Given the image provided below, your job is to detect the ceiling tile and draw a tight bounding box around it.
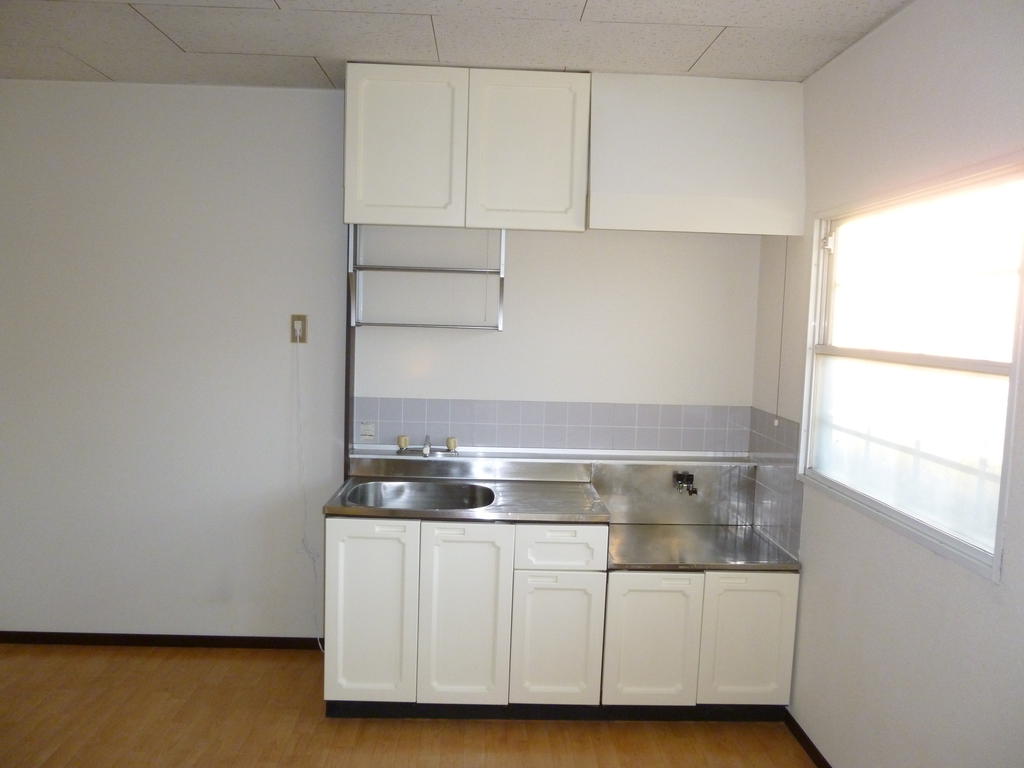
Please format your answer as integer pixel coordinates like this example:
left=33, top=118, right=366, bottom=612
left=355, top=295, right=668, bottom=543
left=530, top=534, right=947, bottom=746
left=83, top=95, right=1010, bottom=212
left=278, top=0, right=585, bottom=20
left=0, top=2, right=332, bottom=87
left=434, top=16, right=721, bottom=73
left=87, top=50, right=334, bottom=88
left=0, top=2, right=174, bottom=54
left=63, top=0, right=278, bottom=7
left=0, top=45, right=106, bottom=81
left=688, top=27, right=852, bottom=81
left=583, top=0, right=909, bottom=37
left=135, top=7, right=438, bottom=59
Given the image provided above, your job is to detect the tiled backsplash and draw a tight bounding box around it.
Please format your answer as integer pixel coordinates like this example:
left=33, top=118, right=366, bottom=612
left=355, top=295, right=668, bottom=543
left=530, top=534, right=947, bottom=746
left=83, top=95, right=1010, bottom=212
left=353, top=397, right=752, bottom=452
left=750, top=408, right=803, bottom=558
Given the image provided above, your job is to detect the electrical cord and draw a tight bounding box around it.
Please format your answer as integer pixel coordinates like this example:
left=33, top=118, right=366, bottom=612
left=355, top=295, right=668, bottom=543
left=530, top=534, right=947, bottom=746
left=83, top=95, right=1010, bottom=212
left=293, top=338, right=324, bottom=653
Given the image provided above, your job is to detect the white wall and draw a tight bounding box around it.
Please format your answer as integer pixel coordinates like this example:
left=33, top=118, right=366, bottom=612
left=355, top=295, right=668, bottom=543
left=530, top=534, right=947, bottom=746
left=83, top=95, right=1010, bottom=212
left=0, top=80, right=346, bottom=637
left=356, top=228, right=761, bottom=405
left=791, top=1, right=1024, bottom=766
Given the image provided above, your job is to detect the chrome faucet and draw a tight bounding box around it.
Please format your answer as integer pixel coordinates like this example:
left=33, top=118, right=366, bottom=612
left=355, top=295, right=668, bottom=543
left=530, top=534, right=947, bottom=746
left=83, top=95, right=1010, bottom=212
left=673, top=471, right=698, bottom=496
left=422, top=435, right=431, bottom=457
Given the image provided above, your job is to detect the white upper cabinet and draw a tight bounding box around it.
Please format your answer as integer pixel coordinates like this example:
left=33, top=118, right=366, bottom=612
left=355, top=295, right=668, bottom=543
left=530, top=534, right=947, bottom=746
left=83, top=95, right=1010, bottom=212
left=345, top=63, right=589, bottom=231
left=344, top=63, right=468, bottom=227
left=466, top=69, right=590, bottom=231
left=589, top=73, right=805, bottom=236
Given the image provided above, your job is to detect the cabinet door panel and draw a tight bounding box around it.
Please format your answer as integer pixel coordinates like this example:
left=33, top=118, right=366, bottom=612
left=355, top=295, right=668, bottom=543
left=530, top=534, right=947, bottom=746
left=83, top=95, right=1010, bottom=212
left=514, top=524, right=608, bottom=571
left=345, top=63, right=468, bottom=226
left=697, top=571, right=799, bottom=704
left=466, top=69, right=590, bottom=231
left=602, top=571, right=704, bottom=706
left=589, top=72, right=805, bottom=235
left=509, top=570, right=606, bottom=704
left=417, top=522, right=514, bottom=704
left=324, top=518, right=420, bottom=702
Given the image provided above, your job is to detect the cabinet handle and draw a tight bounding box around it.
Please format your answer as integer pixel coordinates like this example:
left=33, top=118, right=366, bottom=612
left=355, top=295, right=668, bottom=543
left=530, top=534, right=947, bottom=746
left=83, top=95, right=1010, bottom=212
left=720, top=576, right=748, bottom=584
left=436, top=527, right=466, bottom=537
left=661, top=577, right=692, bottom=586
left=527, top=575, right=558, bottom=584
left=544, top=529, right=578, bottom=538
left=374, top=524, right=405, bottom=534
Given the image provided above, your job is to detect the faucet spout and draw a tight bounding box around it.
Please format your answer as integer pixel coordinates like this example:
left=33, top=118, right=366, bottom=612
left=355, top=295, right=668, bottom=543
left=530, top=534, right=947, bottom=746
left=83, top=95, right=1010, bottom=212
left=422, top=435, right=431, bottom=457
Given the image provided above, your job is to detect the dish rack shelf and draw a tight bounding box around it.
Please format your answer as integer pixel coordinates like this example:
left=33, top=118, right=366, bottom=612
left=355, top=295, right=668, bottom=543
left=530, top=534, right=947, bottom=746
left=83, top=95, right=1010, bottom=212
left=347, top=224, right=506, bottom=331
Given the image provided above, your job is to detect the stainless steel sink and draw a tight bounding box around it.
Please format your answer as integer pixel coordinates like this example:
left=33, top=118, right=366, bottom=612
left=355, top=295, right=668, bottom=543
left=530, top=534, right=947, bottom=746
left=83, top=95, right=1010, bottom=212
left=343, top=480, right=495, bottom=511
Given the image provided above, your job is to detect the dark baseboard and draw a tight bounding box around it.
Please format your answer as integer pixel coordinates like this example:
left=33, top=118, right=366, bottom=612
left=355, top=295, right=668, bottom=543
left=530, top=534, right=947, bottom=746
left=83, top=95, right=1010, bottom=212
left=784, top=712, right=833, bottom=768
left=326, top=700, right=787, bottom=721
left=0, top=631, right=322, bottom=650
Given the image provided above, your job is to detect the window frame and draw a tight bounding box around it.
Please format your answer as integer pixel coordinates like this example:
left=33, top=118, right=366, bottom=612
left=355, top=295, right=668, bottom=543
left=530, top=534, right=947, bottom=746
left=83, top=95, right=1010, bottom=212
left=799, top=168, right=1024, bottom=581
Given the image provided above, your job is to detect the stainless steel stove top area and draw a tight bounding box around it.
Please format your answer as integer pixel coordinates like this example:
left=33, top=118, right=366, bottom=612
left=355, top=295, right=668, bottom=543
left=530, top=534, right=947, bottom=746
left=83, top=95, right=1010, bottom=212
left=609, top=523, right=799, bottom=572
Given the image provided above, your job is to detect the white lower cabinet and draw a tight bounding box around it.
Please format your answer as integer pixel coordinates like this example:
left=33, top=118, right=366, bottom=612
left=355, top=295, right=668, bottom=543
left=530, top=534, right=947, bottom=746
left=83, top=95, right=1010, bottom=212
left=509, top=570, right=606, bottom=704
left=417, top=521, right=515, bottom=704
left=324, top=517, right=421, bottom=702
left=601, top=571, right=705, bottom=706
left=325, top=516, right=798, bottom=710
left=696, top=571, right=800, bottom=705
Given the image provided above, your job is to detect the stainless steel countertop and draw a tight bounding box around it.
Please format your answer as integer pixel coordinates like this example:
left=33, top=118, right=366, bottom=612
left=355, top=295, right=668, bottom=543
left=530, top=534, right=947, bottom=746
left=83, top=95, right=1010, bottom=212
left=609, top=524, right=800, bottom=572
left=324, top=476, right=609, bottom=523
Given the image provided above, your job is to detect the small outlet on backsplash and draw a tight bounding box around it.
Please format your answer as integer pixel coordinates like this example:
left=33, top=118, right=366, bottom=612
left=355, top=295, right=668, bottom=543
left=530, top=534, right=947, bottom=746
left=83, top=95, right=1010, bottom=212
left=358, top=421, right=376, bottom=441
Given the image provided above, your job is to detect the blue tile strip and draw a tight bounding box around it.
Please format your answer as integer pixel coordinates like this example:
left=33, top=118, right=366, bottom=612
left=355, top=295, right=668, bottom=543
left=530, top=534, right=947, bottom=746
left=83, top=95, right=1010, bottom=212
left=353, top=397, right=752, bottom=454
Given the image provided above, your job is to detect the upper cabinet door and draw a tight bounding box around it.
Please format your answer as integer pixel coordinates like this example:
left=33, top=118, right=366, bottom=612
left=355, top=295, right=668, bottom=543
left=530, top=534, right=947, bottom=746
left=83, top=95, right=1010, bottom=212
left=466, top=69, right=590, bottom=231
left=589, top=73, right=805, bottom=236
left=345, top=63, right=469, bottom=227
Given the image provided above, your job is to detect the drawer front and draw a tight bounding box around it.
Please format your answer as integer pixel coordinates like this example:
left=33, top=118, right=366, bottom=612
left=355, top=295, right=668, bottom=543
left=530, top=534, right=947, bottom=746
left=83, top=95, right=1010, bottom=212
left=514, top=524, right=608, bottom=571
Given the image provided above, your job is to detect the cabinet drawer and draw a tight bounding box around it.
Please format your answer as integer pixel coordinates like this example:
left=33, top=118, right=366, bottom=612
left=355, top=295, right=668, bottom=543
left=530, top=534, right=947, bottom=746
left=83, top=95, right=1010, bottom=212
left=514, top=524, right=608, bottom=571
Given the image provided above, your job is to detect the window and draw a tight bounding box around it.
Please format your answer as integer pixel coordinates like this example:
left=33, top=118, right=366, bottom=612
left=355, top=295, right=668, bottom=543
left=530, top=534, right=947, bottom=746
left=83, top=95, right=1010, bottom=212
left=804, top=173, right=1024, bottom=575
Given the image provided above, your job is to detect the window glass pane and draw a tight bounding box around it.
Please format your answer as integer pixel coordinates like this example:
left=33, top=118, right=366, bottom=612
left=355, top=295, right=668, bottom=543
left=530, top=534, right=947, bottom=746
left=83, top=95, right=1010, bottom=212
left=811, top=356, right=1007, bottom=552
left=829, top=179, right=1024, bottom=361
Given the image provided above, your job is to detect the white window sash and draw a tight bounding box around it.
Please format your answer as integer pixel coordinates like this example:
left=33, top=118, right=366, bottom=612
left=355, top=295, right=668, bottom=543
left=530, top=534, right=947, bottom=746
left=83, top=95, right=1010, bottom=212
left=800, top=174, right=1024, bottom=581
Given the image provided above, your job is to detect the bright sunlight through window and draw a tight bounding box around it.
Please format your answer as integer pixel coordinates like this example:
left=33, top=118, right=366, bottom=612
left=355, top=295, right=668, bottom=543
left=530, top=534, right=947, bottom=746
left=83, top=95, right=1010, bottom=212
left=806, top=176, right=1024, bottom=568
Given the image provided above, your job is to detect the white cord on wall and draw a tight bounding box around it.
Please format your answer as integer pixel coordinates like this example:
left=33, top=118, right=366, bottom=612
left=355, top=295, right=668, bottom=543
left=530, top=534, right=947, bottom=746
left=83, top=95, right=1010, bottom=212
left=293, top=339, right=324, bottom=653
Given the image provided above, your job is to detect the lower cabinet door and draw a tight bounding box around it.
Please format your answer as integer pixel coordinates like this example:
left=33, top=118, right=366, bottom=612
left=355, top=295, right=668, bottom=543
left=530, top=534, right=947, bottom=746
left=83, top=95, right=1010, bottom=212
left=509, top=570, right=606, bottom=704
left=601, top=571, right=705, bottom=706
left=417, top=522, right=515, bottom=704
left=696, top=571, right=799, bottom=705
left=324, top=517, right=420, bottom=702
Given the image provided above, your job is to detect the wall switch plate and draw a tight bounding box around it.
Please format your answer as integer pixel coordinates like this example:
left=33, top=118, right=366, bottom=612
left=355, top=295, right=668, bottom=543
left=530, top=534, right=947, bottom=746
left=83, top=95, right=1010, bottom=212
left=359, top=421, right=376, bottom=440
left=291, top=314, right=308, bottom=343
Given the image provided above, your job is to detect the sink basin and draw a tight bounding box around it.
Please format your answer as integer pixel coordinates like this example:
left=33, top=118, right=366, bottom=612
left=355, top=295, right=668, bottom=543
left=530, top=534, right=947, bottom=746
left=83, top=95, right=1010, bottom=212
left=344, top=480, right=495, bottom=511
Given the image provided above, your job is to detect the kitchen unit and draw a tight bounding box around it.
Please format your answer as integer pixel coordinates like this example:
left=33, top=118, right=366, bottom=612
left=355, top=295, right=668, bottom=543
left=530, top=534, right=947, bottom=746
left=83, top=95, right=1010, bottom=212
left=323, top=456, right=799, bottom=716
left=337, top=61, right=804, bottom=718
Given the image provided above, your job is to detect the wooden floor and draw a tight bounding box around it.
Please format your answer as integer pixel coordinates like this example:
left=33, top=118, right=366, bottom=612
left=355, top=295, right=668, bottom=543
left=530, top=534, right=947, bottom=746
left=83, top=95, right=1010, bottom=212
left=0, top=644, right=815, bottom=768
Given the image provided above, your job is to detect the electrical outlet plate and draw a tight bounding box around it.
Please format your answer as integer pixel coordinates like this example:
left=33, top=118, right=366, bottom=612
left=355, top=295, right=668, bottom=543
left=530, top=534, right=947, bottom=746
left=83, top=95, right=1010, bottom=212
left=291, top=314, right=308, bottom=343
left=359, top=421, right=376, bottom=440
